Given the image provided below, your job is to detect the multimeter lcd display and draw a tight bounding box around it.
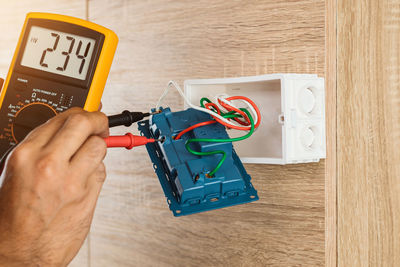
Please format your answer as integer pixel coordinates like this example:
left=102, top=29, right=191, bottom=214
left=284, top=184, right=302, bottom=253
left=20, top=26, right=96, bottom=80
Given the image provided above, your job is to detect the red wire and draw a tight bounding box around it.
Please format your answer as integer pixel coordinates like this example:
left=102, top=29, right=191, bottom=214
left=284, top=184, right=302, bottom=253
left=212, top=116, right=249, bottom=130
left=204, top=102, right=221, bottom=114
left=227, top=96, right=261, bottom=129
left=217, top=98, right=250, bottom=126
left=210, top=96, right=261, bottom=131
left=174, top=120, right=216, bottom=140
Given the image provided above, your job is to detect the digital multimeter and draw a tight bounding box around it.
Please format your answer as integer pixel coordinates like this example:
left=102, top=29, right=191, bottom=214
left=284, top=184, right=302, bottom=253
left=0, top=13, right=118, bottom=157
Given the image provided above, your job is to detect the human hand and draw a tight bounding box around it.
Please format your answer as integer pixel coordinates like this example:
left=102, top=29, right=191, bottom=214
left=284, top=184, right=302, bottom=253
left=0, top=107, right=109, bottom=266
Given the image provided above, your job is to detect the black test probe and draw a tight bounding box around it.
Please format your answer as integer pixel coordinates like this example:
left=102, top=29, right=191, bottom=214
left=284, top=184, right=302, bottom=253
left=107, top=110, right=157, bottom=128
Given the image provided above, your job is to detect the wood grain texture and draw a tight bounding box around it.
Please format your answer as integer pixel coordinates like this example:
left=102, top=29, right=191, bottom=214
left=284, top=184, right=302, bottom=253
left=88, top=1, right=326, bottom=266
left=337, top=0, right=400, bottom=266
left=325, top=0, right=337, bottom=266
left=0, top=2, right=89, bottom=267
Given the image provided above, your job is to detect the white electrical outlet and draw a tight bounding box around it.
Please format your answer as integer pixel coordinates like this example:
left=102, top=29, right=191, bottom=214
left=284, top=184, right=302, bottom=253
left=184, top=74, right=326, bottom=164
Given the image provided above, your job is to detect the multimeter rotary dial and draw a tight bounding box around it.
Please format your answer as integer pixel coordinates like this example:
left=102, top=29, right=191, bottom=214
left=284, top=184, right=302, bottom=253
left=11, top=102, right=57, bottom=143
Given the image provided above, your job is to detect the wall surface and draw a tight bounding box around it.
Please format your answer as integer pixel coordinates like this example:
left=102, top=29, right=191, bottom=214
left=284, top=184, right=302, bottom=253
left=0, top=1, right=328, bottom=266
left=337, top=0, right=400, bottom=266
left=2, top=1, right=399, bottom=266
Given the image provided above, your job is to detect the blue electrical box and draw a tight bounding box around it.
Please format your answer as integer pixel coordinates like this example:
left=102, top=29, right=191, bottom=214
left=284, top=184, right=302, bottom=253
left=138, top=107, right=258, bottom=216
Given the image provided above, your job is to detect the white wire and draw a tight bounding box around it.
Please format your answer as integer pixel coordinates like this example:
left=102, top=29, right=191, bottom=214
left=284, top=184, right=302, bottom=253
left=213, top=93, right=259, bottom=126
left=216, top=96, right=259, bottom=126
left=214, top=93, right=259, bottom=125
left=155, top=80, right=257, bottom=129
left=217, top=97, right=248, bottom=124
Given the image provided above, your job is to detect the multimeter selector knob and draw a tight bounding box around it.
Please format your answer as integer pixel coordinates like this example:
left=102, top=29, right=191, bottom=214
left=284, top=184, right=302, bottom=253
left=12, top=103, right=57, bottom=143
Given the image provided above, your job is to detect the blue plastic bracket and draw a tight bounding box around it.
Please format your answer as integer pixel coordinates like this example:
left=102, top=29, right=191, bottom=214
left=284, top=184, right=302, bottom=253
left=138, top=108, right=259, bottom=216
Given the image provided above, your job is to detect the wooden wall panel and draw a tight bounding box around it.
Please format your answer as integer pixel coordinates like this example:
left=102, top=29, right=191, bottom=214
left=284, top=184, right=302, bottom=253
left=0, top=2, right=89, bottom=267
left=325, top=0, right=337, bottom=266
left=337, top=0, right=400, bottom=266
left=88, top=1, right=326, bottom=266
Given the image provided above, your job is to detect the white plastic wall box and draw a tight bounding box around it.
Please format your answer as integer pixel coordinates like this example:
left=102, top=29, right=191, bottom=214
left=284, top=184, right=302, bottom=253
left=184, top=74, right=326, bottom=164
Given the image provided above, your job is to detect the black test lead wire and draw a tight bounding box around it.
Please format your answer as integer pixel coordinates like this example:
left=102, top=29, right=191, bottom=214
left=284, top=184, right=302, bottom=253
left=107, top=110, right=159, bottom=128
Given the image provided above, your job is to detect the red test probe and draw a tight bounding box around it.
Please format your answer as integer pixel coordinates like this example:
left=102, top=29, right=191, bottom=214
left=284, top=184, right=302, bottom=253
left=105, top=110, right=162, bottom=149
left=104, top=133, right=162, bottom=150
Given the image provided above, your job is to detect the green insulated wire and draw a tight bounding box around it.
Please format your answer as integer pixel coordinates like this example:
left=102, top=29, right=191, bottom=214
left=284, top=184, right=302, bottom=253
left=200, top=97, right=212, bottom=108
left=185, top=108, right=255, bottom=177
left=200, top=97, right=236, bottom=117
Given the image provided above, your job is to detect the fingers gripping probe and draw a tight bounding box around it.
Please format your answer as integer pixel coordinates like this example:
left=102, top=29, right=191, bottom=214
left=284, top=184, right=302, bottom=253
left=0, top=109, right=158, bottom=175
left=0, top=133, right=158, bottom=176
left=1, top=109, right=158, bottom=170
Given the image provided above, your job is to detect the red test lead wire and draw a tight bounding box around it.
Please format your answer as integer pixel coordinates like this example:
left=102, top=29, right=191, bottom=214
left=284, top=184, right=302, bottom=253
left=105, top=133, right=159, bottom=150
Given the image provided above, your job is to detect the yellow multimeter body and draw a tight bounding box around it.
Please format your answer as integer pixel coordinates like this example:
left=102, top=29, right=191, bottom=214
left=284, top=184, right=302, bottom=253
left=0, top=12, right=118, bottom=156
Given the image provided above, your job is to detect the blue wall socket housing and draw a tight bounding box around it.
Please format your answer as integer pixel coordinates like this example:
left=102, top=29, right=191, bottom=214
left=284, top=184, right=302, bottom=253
left=138, top=107, right=258, bottom=216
